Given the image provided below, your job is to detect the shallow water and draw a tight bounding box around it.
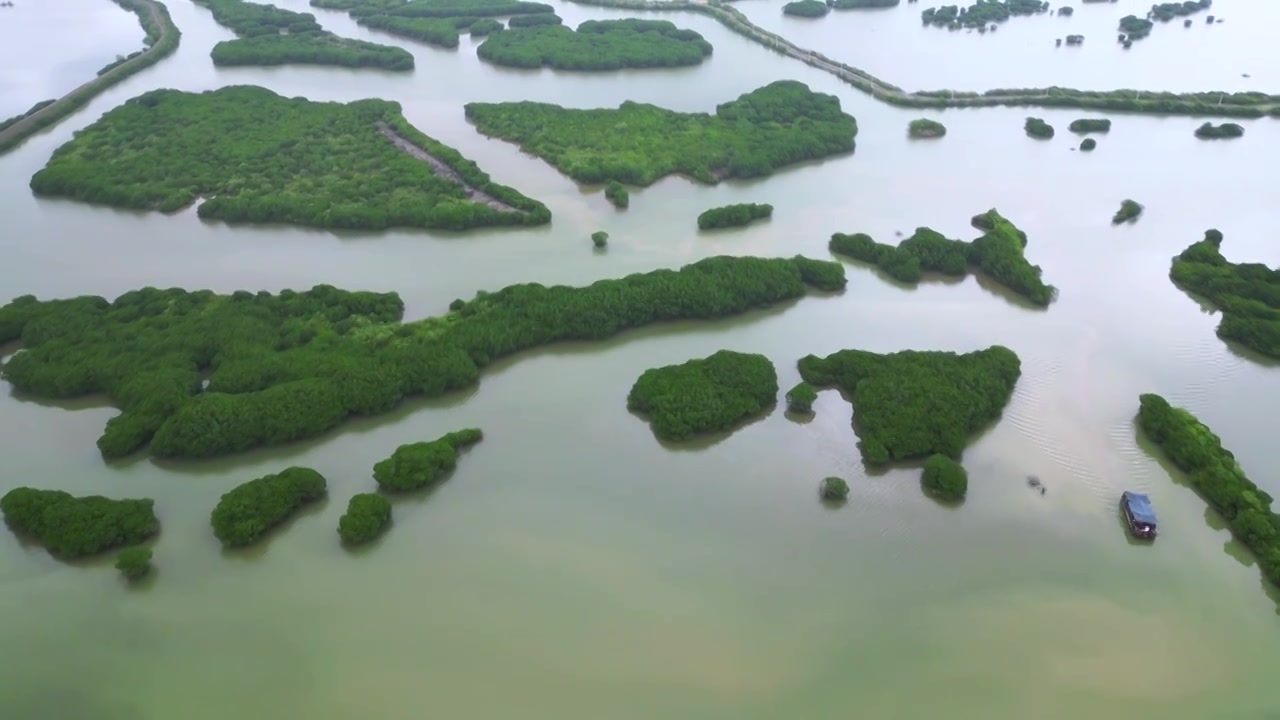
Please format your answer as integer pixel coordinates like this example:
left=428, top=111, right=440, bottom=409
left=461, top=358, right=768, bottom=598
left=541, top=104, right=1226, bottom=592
left=0, top=0, right=1279, bottom=718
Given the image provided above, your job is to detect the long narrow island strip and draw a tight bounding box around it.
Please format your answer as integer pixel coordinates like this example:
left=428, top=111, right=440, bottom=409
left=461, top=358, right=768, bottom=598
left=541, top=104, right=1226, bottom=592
left=0, top=255, right=845, bottom=460
left=0, top=0, right=181, bottom=155
left=29, top=86, right=549, bottom=231
left=466, top=81, right=856, bottom=186
left=195, top=0, right=413, bottom=69
left=565, top=0, right=1280, bottom=118
left=1138, top=394, right=1280, bottom=590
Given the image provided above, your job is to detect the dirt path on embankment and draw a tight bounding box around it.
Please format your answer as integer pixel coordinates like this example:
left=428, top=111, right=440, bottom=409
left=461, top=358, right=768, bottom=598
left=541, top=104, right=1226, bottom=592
left=0, top=0, right=176, bottom=152
left=376, top=122, right=524, bottom=214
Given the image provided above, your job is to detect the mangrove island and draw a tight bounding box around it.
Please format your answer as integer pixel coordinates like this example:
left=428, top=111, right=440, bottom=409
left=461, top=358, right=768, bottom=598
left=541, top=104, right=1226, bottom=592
left=908, top=118, right=946, bottom=138
left=464, top=81, right=857, bottom=185
left=627, top=350, right=778, bottom=441
left=1112, top=199, right=1143, bottom=224
left=373, top=429, right=483, bottom=491
left=0, top=255, right=844, bottom=459
left=29, top=86, right=549, bottom=231
left=211, top=466, right=327, bottom=548
left=196, top=0, right=413, bottom=69
left=1169, top=230, right=1280, bottom=358
left=829, top=209, right=1056, bottom=306
left=477, top=19, right=712, bottom=70
left=797, top=345, right=1021, bottom=464
left=1195, top=121, right=1245, bottom=139
left=922, top=454, right=968, bottom=501
left=697, top=203, right=773, bottom=230
left=1138, top=392, right=1280, bottom=593
left=338, top=493, right=393, bottom=545
left=783, top=0, right=829, bottom=17
left=0, top=488, right=159, bottom=560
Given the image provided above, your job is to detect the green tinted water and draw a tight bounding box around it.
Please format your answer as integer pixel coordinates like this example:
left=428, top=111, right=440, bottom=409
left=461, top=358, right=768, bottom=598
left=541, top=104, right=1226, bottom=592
left=1, top=1, right=1278, bottom=717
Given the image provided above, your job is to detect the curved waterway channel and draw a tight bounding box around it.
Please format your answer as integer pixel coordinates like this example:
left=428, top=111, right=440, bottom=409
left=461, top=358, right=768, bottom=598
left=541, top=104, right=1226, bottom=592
left=1, top=0, right=1279, bottom=717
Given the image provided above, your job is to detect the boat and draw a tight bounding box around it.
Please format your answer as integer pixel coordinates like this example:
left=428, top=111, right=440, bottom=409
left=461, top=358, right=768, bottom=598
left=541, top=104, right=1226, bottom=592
left=1121, top=491, right=1158, bottom=540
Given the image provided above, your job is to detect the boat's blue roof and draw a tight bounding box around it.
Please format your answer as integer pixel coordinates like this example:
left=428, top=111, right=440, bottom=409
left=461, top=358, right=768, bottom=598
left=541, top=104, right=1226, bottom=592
left=1123, top=492, right=1158, bottom=525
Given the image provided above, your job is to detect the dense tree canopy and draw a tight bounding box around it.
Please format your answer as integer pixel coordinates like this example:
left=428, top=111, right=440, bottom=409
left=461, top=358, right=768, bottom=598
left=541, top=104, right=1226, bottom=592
left=312, top=0, right=552, bottom=48
left=604, top=180, right=629, bottom=208
left=1169, top=230, right=1280, bottom=358
left=465, top=81, right=857, bottom=185
left=628, top=351, right=777, bottom=441
left=697, top=203, right=773, bottom=230
left=783, top=0, right=830, bottom=17
left=1024, top=117, right=1054, bottom=139
left=506, top=12, right=562, bottom=26
left=829, top=209, right=1054, bottom=306
left=374, top=429, right=482, bottom=491
left=210, top=466, right=327, bottom=547
left=1112, top=199, right=1142, bottom=224
left=786, top=381, right=818, bottom=412
left=820, top=477, right=850, bottom=501
left=922, top=454, right=967, bottom=501
left=1195, top=122, right=1244, bottom=139
left=338, top=493, right=393, bottom=544
left=1138, top=393, right=1280, bottom=591
left=195, top=0, right=413, bottom=69
left=0, top=256, right=843, bottom=458
left=1068, top=118, right=1111, bottom=134
left=115, top=546, right=154, bottom=580
left=798, top=346, right=1021, bottom=464
left=1118, top=14, right=1153, bottom=38
left=908, top=118, right=946, bottom=138
left=1149, top=0, right=1211, bottom=22
left=477, top=19, right=712, bottom=70
left=1080, top=137, right=1097, bottom=151
left=833, top=0, right=898, bottom=7
left=29, top=86, right=548, bottom=231
left=0, top=488, right=159, bottom=560
left=922, top=0, right=1049, bottom=29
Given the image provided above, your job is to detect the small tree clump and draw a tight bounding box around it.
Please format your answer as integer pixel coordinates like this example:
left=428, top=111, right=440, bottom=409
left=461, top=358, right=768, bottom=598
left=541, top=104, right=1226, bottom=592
left=1080, top=137, right=1097, bottom=151
left=115, top=546, right=153, bottom=580
left=1112, top=199, right=1143, bottom=224
left=922, top=454, right=968, bottom=501
left=1024, top=117, right=1054, bottom=139
left=786, top=381, right=818, bottom=413
left=592, top=231, right=609, bottom=248
left=374, top=429, right=484, bottom=491
left=338, top=493, right=392, bottom=545
left=820, top=476, right=850, bottom=501
left=604, top=180, right=629, bottom=208
left=908, top=118, right=946, bottom=138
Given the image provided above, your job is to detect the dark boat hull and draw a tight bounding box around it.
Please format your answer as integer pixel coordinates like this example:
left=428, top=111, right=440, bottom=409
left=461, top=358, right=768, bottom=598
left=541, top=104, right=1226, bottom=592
left=1121, top=498, right=1157, bottom=540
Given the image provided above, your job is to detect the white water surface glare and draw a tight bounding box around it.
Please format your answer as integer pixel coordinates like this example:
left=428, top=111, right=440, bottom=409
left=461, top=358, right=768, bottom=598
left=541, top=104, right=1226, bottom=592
left=1, top=0, right=1279, bottom=718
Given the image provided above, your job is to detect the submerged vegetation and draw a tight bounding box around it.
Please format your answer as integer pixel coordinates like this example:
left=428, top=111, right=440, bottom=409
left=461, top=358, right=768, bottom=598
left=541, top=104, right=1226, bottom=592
left=1024, top=117, right=1054, bottom=139
left=798, top=346, right=1021, bottom=464
left=1169, top=230, right=1280, bottom=358
left=338, top=494, right=393, bottom=544
left=195, top=0, right=413, bottom=69
left=628, top=351, right=778, bottom=441
left=922, top=0, right=1049, bottom=29
left=115, top=546, right=154, bottom=580
left=477, top=19, right=712, bottom=70
left=29, top=86, right=548, bottom=231
left=1112, top=199, right=1143, bottom=225
left=373, top=429, right=483, bottom=491
left=1195, top=122, right=1244, bottom=139
left=0, top=256, right=843, bottom=458
left=604, top=180, right=629, bottom=208
left=211, top=467, right=327, bottom=547
left=908, top=118, right=946, bottom=138
left=697, top=203, right=773, bottom=230
left=1068, top=118, right=1111, bottom=133
left=829, top=209, right=1055, bottom=306
left=783, top=0, right=829, bottom=17
left=1138, top=393, right=1280, bottom=591
left=0, top=488, right=160, bottom=560
left=465, top=81, right=857, bottom=185
left=922, top=455, right=968, bottom=501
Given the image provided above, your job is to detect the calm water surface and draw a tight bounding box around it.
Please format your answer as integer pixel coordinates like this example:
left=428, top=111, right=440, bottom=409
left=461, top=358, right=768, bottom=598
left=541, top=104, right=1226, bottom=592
left=0, top=1, right=1278, bottom=718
